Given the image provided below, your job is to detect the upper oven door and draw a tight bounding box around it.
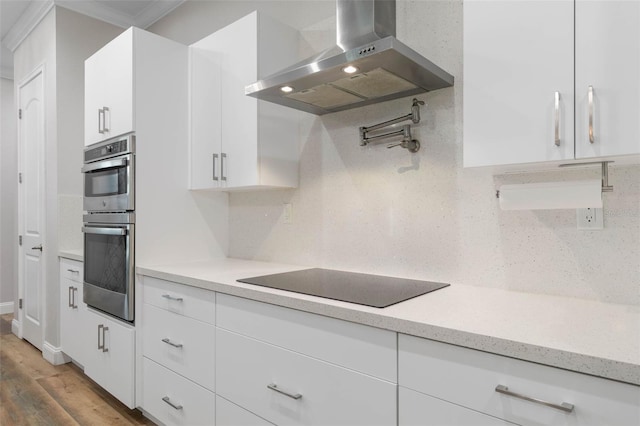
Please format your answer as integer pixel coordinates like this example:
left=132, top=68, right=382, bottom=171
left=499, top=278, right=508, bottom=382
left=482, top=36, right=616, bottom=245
left=82, top=152, right=134, bottom=212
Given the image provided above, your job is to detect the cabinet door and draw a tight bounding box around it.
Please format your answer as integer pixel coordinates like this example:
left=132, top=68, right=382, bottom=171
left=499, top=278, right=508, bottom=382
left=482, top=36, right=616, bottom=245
left=575, top=1, right=640, bottom=158
left=219, top=13, right=259, bottom=188
left=463, top=0, right=574, bottom=167
left=85, top=310, right=135, bottom=408
left=189, top=47, right=223, bottom=189
left=59, top=260, right=87, bottom=365
left=216, top=396, right=274, bottom=426
left=399, top=387, right=516, bottom=426
left=85, top=28, right=134, bottom=145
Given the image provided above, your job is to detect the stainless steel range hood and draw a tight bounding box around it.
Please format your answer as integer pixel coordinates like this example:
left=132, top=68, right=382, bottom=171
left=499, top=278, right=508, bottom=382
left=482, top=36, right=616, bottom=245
left=245, top=0, right=454, bottom=115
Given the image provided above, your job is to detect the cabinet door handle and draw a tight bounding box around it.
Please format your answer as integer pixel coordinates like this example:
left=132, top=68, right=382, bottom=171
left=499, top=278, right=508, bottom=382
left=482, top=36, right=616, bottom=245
left=554, top=91, right=561, bottom=146
left=495, top=385, right=574, bottom=413
left=68, top=286, right=73, bottom=308
left=267, top=383, right=302, bottom=400
left=162, top=396, right=183, bottom=410
left=102, top=326, right=109, bottom=352
left=72, top=287, right=78, bottom=309
left=221, top=153, right=227, bottom=181
left=161, top=338, right=183, bottom=348
left=588, top=86, right=594, bottom=144
left=67, top=268, right=79, bottom=274
left=102, top=106, right=110, bottom=132
left=161, top=294, right=183, bottom=302
left=98, top=108, right=104, bottom=134
left=98, top=324, right=104, bottom=350
left=212, top=153, right=219, bottom=181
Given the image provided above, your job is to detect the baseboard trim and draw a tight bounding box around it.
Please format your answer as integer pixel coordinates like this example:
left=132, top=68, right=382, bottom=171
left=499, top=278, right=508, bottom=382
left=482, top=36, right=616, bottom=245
left=0, top=301, right=14, bottom=315
left=11, top=318, right=21, bottom=338
left=43, top=341, right=71, bottom=365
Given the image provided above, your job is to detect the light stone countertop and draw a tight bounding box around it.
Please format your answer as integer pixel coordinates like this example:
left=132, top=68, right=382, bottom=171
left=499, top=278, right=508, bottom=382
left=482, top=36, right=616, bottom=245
left=137, top=258, right=640, bottom=385
left=59, top=249, right=83, bottom=262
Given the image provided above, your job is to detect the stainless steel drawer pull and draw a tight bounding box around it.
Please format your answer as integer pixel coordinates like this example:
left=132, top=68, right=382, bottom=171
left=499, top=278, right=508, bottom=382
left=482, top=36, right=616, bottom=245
left=161, top=294, right=183, bottom=302
left=72, top=287, right=78, bottom=309
left=588, top=86, right=594, bottom=144
left=162, top=396, right=183, bottom=410
left=161, top=338, right=183, bottom=348
left=67, top=269, right=79, bottom=274
left=495, top=385, right=574, bottom=413
left=68, top=286, right=73, bottom=308
left=212, top=153, right=219, bottom=181
left=554, top=91, right=561, bottom=146
left=267, top=383, right=302, bottom=400
left=98, top=324, right=104, bottom=350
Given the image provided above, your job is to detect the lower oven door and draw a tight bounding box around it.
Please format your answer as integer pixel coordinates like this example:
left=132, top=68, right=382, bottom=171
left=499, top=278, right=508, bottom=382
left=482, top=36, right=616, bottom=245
left=82, top=222, right=134, bottom=322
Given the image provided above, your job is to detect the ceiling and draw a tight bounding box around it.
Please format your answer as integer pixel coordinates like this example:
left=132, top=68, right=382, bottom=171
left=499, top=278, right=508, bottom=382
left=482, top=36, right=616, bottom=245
left=1, top=0, right=185, bottom=78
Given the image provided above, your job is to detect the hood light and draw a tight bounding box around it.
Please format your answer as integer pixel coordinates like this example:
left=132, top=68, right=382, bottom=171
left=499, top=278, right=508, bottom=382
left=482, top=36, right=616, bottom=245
left=280, top=86, right=294, bottom=93
left=342, top=65, right=358, bottom=74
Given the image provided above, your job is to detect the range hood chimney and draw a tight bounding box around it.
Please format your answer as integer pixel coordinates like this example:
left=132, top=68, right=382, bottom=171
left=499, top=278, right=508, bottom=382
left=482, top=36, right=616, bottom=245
left=245, top=0, right=454, bottom=115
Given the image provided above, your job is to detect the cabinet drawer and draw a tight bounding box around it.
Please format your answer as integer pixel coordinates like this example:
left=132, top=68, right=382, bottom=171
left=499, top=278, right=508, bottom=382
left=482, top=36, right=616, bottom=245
left=142, top=303, right=215, bottom=391
left=399, top=334, right=640, bottom=426
left=142, top=277, right=215, bottom=324
left=216, top=396, right=274, bottom=426
left=142, top=358, right=215, bottom=426
left=60, top=259, right=83, bottom=282
left=216, top=328, right=396, bottom=426
left=216, top=293, right=396, bottom=382
left=399, top=386, right=515, bottom=426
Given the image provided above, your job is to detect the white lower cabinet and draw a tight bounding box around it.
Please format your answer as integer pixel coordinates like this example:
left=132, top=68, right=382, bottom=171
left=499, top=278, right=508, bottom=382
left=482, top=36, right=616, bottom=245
left=143, top=357, right=215, bottom=426
left=216, top=396, right=274, bottom=426
left=84, top=309, right=135, bottom=408
left=216, top=328, right=397, bottom=426
left=399, top=386, right=515, bottom=426
left=59, top=259, right=88, bottom=366
left=399, top=334, right=640, bottom=426
left=139, top=277, right=216, bottom=425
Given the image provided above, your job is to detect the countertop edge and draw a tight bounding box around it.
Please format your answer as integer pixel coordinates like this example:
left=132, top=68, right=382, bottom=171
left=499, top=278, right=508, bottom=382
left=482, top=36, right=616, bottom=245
left=136, top=265, right=640, bottom=386
left=59, top=250, right=83, bottom=262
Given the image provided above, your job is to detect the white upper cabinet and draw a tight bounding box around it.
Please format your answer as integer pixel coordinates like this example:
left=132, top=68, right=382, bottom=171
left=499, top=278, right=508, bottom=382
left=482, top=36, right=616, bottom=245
left=189, top=11, right=300, bottom=190
left=84, top=27, right=187, bottom=147
left=575, top=0, right=640, bottom=159
left=463, top=0, right=640, bottom=168
left=85, top=28, right=134, bottom=145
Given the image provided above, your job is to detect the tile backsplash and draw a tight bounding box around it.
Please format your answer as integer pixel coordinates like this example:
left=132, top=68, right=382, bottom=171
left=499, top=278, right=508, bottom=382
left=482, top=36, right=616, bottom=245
left=228, top=1, right=640, bottom=305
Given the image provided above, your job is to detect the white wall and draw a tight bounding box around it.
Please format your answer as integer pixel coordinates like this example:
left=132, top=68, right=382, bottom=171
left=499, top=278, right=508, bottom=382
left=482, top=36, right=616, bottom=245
left=152, top=0, right=640, bottom=306
left=0, top=77, right=17, bottom=313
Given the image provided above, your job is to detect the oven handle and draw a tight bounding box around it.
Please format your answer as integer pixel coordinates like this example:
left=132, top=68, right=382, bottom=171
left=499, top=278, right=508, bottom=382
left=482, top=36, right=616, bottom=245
left=82, top=226, right=127, bottom=236
left=81, top=157, right=128, bottom=173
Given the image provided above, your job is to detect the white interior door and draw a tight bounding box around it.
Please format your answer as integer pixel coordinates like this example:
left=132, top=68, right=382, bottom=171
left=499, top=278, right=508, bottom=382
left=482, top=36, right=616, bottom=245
left=18, top=67, right=45, bottom=350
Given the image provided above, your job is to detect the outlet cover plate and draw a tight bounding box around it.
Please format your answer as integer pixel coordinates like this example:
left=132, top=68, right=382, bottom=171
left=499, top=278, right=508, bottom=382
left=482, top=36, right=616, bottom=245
left=577, top=207, right=604, bottom=230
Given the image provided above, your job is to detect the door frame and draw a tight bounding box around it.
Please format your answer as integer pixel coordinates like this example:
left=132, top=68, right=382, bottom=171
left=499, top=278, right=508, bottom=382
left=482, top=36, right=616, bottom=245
left=16, top=63, right=47, bottom=346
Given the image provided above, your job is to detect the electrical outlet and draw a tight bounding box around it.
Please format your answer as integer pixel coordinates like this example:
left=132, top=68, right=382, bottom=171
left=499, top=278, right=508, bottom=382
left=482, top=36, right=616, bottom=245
left=577, top=207, right=604, bottom=230
left=283, top=203, right=293, bottom=224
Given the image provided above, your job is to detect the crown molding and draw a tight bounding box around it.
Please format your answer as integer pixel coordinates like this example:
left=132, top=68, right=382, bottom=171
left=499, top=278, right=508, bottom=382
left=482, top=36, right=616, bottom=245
left=133, top=1, right=185, bottom=28
left=3, top=0, right=55, bottom=52
left=2, top=0, right=185, bottom=53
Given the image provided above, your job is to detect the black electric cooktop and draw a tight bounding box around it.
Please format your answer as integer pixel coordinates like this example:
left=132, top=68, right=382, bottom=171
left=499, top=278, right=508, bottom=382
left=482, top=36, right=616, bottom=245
left=237, top=268, right=450, bottom=308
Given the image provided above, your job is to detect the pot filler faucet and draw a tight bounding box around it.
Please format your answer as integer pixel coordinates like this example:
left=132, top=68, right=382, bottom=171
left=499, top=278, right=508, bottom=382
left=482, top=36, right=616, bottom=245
left=359, top=98, right=425, bottom=153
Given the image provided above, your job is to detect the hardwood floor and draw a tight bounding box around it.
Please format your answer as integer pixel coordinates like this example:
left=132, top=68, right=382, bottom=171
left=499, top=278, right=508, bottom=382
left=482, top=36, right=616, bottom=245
left=0, top=314, right=153, bottom=425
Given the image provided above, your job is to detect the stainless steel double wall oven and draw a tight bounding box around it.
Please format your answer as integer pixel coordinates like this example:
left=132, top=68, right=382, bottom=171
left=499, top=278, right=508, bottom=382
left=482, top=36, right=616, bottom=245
left=82, top=134, right=135, bottom=322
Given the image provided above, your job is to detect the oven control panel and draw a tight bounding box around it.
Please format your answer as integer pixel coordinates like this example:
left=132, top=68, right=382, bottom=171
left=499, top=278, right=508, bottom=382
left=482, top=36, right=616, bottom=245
left=85, top=134, right=135, bottom=163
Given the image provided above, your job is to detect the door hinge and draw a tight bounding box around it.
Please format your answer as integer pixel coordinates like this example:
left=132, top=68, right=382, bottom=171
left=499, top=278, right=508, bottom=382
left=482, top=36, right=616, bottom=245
left=18, top=109, right=22, bottom=119
left=19, top=299, right=23, bottom=309
left=18, top=172, right=22, bottom=183
left=19, top=235, right=22, bottom=246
